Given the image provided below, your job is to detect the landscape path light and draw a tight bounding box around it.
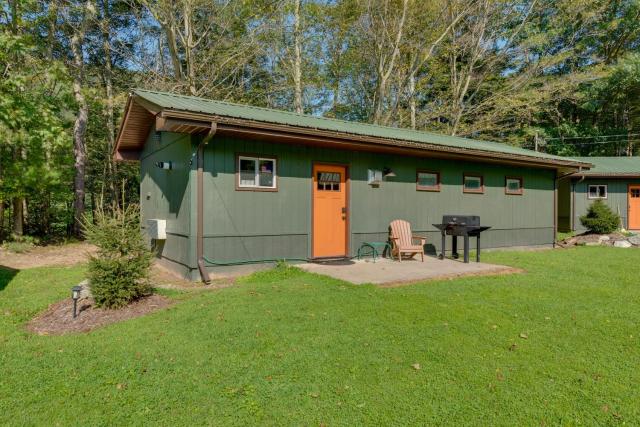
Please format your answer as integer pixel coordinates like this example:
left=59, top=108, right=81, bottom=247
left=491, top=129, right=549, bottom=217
left=71, top=285, right=82, bottom=319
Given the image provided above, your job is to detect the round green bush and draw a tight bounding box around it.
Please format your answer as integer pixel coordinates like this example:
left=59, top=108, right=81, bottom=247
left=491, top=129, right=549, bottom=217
left=579, top=200, right=621, bottom=234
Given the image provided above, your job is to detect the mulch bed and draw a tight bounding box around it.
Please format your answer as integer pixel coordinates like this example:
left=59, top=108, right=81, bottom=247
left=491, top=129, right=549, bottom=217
left=26, top=294, right=173, bottom=336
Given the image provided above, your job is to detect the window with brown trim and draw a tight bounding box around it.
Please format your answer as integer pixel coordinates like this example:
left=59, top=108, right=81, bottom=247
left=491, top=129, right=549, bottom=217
left=463, top=174, right=484, bottom=194
left=416, top=170, right=441, bottom=191
left=236, top=155, right=277, bottom=191
left=588, top=184, right=607, bottom=199
left=505, top=177, right=524, bottom=195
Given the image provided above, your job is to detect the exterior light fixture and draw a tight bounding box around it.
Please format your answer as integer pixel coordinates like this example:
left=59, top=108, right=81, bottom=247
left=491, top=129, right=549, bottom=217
left=71, top=285, right=82, bottom=319
left=383, top=167, right=396, bottom=178
left=155, top=161, right=172, bottom=170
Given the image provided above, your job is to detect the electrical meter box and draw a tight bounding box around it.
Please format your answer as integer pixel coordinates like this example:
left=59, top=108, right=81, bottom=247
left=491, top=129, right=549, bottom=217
left=147, top=219, right=167, bottom=240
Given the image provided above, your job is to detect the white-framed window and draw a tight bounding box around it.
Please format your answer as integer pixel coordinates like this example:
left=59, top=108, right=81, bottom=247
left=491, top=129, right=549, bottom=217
left=238, top=155, right=277, bottom=190
left=588, top=184, right=607, bottom=199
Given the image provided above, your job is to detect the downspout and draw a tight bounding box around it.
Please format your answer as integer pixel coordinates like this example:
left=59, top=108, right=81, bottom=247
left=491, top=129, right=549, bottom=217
left=572, top=168, right=585, bottom=231
left=196, top=122, right=217, bottom=284
left=553, top=170, right=558, bottom=246
left=555, top=168, right=580, bottom=243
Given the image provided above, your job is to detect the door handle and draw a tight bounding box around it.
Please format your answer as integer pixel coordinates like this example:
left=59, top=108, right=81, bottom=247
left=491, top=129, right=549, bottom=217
left=341, top=207, right=347, bottom=214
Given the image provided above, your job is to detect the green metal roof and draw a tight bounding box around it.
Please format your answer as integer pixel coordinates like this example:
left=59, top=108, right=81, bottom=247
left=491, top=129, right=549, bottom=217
left=571, top=157, right=640, bottom=176
left=133, top=89, right=586, bottom=165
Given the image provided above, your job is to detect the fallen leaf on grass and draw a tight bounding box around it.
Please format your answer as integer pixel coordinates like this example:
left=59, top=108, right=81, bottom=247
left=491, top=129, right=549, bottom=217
left=496, top=369, right=504, bottom=381
left=509, top=343, right=517, bottom=351
left=116, top=383, right=126, bottom=390
left=519, top=333, right=528, bottom=339
left=411, top=363, right=421, bottom=370
left=310, top=392, right=319, bottom=398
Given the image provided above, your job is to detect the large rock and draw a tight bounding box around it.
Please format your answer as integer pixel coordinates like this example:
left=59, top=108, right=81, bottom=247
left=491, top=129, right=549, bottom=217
left=598, top=235, right=610, bottom=241
left=628, top=235, right=640, bottom=246
left=77, top=279, right=92, bottom=299
left=613, top=240, right=633, bottom=248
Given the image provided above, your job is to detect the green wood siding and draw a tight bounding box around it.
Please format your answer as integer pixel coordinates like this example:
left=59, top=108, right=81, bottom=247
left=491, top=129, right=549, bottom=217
left=140, top=130, right=194, bottom=271
left=572, top=178, right=640, bottom=231
left=200, top=135, right=556, bottom=264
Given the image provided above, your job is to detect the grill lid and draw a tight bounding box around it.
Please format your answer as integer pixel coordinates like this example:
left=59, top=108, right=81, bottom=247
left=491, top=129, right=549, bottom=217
left=442, top=215, right=480, bottom=226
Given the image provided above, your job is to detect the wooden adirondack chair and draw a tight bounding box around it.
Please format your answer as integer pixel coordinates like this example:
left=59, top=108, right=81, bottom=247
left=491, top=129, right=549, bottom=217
left=389, top=220, right=426, bottom=262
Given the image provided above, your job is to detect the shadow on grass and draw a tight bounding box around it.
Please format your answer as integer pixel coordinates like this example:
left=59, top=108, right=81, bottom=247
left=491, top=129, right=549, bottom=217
left=0, top=266, right=19, bottom=292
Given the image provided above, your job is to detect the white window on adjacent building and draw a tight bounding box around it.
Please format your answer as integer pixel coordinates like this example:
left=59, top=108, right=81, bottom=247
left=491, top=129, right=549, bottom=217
left=238, top=156, right=277, bottom=190
left=588, top=184, right=607, bottom=199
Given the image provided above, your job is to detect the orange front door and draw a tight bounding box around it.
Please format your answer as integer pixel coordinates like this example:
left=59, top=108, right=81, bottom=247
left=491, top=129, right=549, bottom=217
left=629, top=185, right=640, bottom=230
left=312, top=164, right=348, bottom=258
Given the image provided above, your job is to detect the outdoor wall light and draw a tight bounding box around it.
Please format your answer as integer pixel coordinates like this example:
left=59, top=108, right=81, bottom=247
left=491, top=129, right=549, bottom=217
left=155, top=161, right=172, bottom=170
left=383, top=167, right=396, bottom=178
left=71, top=285, right=82, bottom=319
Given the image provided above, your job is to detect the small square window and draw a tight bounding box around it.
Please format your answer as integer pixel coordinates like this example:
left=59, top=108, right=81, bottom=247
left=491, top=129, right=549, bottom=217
left=237, top=155, right=277, bottom=190
left=631, top=189, right=640, bottom=198
left=416, top=171, right=440, bottom=191
left=463, top=174, right=484, bottom=193
left=588, top=185, right=607, bottom=199
left=505, top=177, right=523, bottom=195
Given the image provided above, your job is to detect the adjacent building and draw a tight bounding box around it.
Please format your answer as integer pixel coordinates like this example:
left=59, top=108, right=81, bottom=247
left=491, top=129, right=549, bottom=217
left=558, top=157, right=640, bottom=232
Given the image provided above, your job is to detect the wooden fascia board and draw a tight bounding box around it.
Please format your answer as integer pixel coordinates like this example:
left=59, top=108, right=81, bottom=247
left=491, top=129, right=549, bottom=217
left=114, top=94, right=163, bottom=161
left=131, top=94, right=162, bottom=115
left=575, top=173, right=640, bottom=179
left=160, top=109, right=590, bottom=171
left=113, top=95, right=135, bottom=160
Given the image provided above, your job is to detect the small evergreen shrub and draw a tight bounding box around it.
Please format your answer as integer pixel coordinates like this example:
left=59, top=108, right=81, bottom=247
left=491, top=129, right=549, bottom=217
left=83, top=205, right=153, bottom=309
left=580, top=200, right=620, bottom=234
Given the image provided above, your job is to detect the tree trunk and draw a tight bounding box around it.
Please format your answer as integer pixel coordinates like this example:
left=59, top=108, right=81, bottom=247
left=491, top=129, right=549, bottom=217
left=371, top=0, right=409, bottom=125
left=47, top=1, right=58, bottom=60
left=70, top=0, right=92, bottom=237
left=12, top=197, right=23, bottom=236
left=0, top=200, right=4, bottom=241
left=182, top=0, right=197, bottom=96
left=409, top=70, right=416, bottom=129
left=100, top=0, right=118, bottom=207
left=0, top=151, right=3, bottom=240
left=292, top=0, right=303, bottom=114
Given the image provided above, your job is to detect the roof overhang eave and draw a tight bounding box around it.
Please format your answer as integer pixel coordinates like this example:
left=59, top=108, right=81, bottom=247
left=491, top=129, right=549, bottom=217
left=114, top=94, right=592, bottom=171
left=575, top=173, right=640, bottom=178
left=160, top=108, right=591, bottom=171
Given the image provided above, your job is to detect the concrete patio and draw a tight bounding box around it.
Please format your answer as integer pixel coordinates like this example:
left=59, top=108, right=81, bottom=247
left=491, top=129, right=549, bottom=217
left=298, top=256, right=520, bottom=285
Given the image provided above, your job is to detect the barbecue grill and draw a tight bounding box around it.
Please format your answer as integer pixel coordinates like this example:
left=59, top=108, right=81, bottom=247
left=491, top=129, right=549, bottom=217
left=432, top=215, right=491, bottom=263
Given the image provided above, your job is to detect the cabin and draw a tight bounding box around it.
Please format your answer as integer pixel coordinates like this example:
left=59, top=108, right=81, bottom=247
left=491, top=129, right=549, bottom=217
left=115, top=89, right=590, bottom=281
left=557, top=157, right=640, bottom=233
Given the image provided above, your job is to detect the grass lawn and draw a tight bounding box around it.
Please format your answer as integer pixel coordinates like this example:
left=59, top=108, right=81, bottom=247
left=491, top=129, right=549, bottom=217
left=1, top=247, right=639, bottom=425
